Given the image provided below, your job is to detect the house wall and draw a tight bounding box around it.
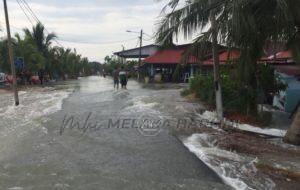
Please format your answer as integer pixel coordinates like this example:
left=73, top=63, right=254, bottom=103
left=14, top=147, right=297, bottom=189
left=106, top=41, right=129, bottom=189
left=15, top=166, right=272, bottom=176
left=274, top=72, right=300, bottom=113
left=143, top=63, right=201, bottom=83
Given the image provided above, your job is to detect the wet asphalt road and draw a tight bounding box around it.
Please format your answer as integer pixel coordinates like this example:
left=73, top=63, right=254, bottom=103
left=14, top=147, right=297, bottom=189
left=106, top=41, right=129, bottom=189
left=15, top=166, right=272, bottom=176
left=0, top=76, right=231, bottom=189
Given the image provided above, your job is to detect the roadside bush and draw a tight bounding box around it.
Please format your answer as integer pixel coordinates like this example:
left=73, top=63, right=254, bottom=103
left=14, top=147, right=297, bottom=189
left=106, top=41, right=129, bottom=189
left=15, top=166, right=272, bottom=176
left=190, top=74, right=215, bottom=106
left=189, top=66, right=286, bottom=115
left=190, top=74, right=250, bottom=113
left=181, top=88, right=192, bottom=96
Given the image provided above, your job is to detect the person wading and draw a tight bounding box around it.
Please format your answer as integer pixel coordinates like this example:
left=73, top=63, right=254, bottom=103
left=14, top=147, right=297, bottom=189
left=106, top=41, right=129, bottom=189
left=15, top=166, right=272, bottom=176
left=38, top=69, right=44, bottom=85
left=119, top=66, right=128, bottom=89
left=113, top=66, right=119, bottom=90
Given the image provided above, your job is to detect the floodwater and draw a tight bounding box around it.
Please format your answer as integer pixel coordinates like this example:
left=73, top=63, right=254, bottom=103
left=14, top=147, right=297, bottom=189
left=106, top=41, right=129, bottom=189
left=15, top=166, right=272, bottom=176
left=2, top=76, right=296, bottom=190
left=0, top=76, right=231, bottom=190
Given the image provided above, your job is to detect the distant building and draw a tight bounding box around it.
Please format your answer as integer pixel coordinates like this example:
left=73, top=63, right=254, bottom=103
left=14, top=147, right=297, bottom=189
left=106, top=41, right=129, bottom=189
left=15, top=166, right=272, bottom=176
left=141, top=45, right=199, bottom=82
left=140, top=43, right=227, bottom=82
left=114, top=45, right=159, bottom=59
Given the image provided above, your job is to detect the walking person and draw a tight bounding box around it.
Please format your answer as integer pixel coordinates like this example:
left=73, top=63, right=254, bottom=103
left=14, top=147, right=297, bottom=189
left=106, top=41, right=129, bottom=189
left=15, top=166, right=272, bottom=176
left=102, top=69, right=106, bottom=78
left=119, top=66, right=128, bottom=89
left=113, top=66, right=119, bottom=90
left=38, top=69, right=44, bottom=85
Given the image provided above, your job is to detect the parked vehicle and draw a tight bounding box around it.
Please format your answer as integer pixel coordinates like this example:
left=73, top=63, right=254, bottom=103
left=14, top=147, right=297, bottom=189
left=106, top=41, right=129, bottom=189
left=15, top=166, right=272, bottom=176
left=0, top=73, right=5, bottom=84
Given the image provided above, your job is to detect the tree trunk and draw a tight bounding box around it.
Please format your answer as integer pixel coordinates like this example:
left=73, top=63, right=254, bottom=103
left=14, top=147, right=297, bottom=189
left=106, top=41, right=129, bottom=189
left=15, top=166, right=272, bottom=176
left=210, top=5, right=224, bottom=122
left=284, top=105, right=300, bottom=145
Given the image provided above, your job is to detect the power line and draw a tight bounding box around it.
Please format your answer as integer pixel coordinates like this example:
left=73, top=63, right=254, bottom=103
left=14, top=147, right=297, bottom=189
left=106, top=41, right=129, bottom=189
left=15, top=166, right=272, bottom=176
left=19, top=0, right=40, bottom=23
left=13, top=0, right=138, bottom=47
left=15, top=0, right=34, bottom=26
left=0, top=21, right=138, bottom=46
left=135, top=38, right=140, bottom=47
left=57, top=37, right=139, bottom=46
left=16, top=0, right=64, bottom=47
left=143, top=37, right=154, bottom=41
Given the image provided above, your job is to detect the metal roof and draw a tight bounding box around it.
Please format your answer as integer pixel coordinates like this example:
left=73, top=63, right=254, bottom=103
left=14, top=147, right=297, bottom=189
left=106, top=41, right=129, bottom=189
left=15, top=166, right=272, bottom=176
left=114, top=44, right=160, bottom=58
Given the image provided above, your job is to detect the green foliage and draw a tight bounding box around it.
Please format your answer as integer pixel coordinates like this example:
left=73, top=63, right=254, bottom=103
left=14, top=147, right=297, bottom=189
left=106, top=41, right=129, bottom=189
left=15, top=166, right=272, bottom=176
left=0, top=23, right=92, bottom=78
left=157, top=0, right=300, bottom=115
left=14, top=34, right=45, bottom=73
left=0, top=40, right=10, bottom=73
left=181, top=89, right=192, bottom=97
left=190, top=74, right=215, bottom=107
left=190, top=66, right=287, bottom=115
left=102, top=55, right=138, bottom=78
left=103, top=55, right=121, bottom=74
left=257, top=64, right=287, bottom=98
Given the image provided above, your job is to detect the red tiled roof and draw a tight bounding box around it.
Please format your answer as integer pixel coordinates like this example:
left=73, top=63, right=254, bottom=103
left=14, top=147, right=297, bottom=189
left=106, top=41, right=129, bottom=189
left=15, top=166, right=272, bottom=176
left=202, top=50, right=240, bottom=65
left=143, top=48, right=295, bottom=66
left=259, top=50, right=294, bottom=64
left=268, top=50, right=292, bottom=60
left=143, top=49, right=198, bottom=64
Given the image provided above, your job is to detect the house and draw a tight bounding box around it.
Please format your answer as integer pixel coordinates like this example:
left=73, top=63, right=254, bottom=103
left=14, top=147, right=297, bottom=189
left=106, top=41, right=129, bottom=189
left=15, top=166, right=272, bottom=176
left=141, top=43, right=228, bottom=82
left=265, top=51, right=300, bottom=113
left=141, top=45, right=199, bottom=82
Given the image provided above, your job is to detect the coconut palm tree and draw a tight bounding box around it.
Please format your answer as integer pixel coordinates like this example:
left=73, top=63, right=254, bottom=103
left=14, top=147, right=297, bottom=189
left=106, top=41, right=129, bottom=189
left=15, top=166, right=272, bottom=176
left=23, top=22, right=57, bottom=75
left=23, top=22, right=56, bottom=54
left=53, top=47, right=88, bottom=78
left=157, top=0, right=300, bottom=144
left=156, top=0, right=225, bottom=121
left=0, top=39, right=10, bottom=73
left=284, top=106, right=300, bottom=145
left=14, top=34, right=45, bottom=73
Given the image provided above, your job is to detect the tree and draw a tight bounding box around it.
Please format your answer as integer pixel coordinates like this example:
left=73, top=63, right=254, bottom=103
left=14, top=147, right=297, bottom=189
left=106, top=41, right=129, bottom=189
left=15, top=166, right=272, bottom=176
left=52, top=47, right=90, bottom=78
left=23, top=22, right=56, bottom=54
left=156, top=0, right=226, bottom=120
left=14, top=34, right=45, bottom=73
left=209, top=0, right=223, bottom=121
left=0, top=22, right=91, bottom=80
left=103, top=55, right=122, bottom=75
left=157, top=0, right=300, bottom=144
left=0, top=39, right=10, bottom=73
left=284, top=105, right=300, bottom=145
left=23, top=22, right=57, bottom=74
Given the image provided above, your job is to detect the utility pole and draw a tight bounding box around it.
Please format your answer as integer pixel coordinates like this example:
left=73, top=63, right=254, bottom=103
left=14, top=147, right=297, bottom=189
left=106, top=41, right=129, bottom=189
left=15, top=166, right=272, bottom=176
left=126, top=29, right=144, bottom=80
left=3, top=0, right=19, bottom=106
left=138, top=29, right=143, bottom=80
left=210, top=0, right=223, bottom=122
left=121, top=45, right=125, bottom=64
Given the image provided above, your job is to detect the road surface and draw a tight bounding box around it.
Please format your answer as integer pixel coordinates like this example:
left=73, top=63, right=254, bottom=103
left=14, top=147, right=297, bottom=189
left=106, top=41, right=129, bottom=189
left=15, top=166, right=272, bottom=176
left=0, top=76, right=231, bottom=189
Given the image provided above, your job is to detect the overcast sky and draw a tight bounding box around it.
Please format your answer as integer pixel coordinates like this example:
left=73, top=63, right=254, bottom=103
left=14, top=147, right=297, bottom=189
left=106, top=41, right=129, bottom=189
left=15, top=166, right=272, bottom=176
left=0, top=0, right=168, bottom=62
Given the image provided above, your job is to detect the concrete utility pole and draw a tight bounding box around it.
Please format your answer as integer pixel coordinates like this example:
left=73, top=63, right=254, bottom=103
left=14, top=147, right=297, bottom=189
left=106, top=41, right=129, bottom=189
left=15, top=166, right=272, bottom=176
left=3, top=0, right=19, bottom=106
left=126, top=29, right=145, bottom=80
left=210, top=0, right=223, bottom=122
left=121, top=45, right=125, bottom=64
left=138, top=29, right=143, bottom=80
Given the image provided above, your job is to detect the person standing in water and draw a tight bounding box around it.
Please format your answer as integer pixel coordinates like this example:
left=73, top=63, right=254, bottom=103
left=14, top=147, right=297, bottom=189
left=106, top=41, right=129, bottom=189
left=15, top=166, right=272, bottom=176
left=113, top=66, right=119, bottom=90
left=119, top=66, right=128, bottom=89
left=38, top=69, right=44, bottom=85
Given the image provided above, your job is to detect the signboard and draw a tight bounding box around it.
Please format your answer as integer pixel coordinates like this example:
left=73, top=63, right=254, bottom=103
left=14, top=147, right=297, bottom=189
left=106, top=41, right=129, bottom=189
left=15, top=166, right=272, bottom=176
left=14, top=57, right=24, bottom=70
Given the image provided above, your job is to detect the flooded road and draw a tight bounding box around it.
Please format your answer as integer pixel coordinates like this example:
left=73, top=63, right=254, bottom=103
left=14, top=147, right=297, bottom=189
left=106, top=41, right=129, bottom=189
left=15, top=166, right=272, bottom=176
left=0, top=76, right=230, bottom=190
